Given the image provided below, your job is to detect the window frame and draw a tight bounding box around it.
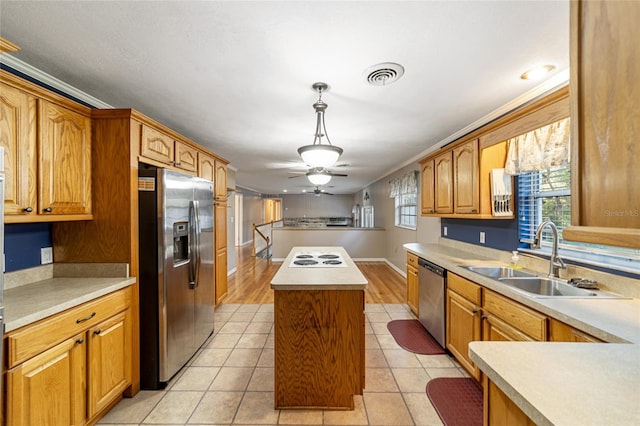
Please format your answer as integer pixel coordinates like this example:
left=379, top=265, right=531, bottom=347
left=394, top=192, right=417, bottom=230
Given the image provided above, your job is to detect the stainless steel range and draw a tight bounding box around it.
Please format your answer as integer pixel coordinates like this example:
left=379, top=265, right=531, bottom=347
left=289, top=251, right=348, bottom=268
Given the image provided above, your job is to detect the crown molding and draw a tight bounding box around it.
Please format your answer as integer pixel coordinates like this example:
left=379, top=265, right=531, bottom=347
left=0, top=54, right=113, bottom=109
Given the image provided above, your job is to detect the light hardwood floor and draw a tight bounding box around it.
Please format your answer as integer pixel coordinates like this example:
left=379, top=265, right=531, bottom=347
left=223, top=245, right=407, bottom=304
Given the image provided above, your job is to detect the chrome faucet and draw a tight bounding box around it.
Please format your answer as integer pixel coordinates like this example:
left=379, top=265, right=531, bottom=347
left=533, top=221, right=567, bottom=278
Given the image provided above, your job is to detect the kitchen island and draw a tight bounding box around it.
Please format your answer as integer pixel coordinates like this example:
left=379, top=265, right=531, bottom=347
left=270, top=246, right=368, bottom=410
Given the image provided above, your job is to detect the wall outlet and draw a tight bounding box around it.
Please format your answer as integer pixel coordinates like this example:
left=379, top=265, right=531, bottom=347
left=479, top=232, right=486, bottom=244
left=41, top=247, right=53, bottom=264
left=443, top=226, right=448, bottom=236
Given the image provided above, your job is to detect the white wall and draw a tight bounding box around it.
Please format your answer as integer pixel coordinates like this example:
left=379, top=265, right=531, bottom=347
left=281, top=193, right=353, bottom=217
left=239, top=187, right=264, bottom=245
left=226, top=168, right=237, bottom=273
left=272, top=228, right=386, bottom=259
left=356, top=162, right=440, bottom=272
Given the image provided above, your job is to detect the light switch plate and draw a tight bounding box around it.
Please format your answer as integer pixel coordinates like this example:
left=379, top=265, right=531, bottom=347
left=480, top=232, right=486, bottom=244
left=41, top=247, right=53, bottom=264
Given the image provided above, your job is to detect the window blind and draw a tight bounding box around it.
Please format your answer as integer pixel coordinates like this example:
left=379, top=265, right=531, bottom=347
left=518, top=167, right=571, bottom=245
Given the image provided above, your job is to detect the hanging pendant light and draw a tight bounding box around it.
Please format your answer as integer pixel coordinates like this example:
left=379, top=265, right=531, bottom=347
left=297, top=82, right=343, bottom=169
left=306, top=168, right=332, bottom=185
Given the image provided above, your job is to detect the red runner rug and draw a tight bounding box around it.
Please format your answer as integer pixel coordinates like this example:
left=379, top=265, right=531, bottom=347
left=426, top=377, right=483, bottom=426
left=386, top=319, right=445, bottom=355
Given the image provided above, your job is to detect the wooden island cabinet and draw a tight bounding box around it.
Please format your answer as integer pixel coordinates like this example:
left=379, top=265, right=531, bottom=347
left=271, top=247, right=367, bottom=410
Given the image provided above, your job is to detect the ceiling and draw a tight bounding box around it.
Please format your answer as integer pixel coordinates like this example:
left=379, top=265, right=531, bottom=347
left=0, top=1, right=569, bottom=195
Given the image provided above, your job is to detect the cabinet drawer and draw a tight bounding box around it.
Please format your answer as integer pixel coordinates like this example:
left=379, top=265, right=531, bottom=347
left=7, top=288, right=131, bottom=368
left=406, top=252, right=418, bottom=268
left=483, top=290, right=547, bottom=341
left=448, top=273, right=482, bottom=305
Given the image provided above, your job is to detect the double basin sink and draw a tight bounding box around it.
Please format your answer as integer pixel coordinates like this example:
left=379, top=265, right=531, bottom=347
left=462, top=266, right=624, bottom=298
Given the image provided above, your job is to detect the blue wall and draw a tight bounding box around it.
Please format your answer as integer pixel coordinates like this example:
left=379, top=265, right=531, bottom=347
left=441, top=218, right=519, bottom=251
left=5, top=223, right=52, bottom=272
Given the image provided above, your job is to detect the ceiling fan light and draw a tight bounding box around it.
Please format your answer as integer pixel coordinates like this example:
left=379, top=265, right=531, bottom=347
left=307, top=172, right=332, bottom=185
left=297, top=144, right=343, bottom=168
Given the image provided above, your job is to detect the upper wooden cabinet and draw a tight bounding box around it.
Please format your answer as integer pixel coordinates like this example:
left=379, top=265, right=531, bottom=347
left=198, top=151, right=216, bottom=182
left=1, top=72, right=93, bottom=223
left=38, top=99, right=92, bottom=216
left=434, top=151, right=453, bottom=213
left=214, top=160, right=227, bottom=201
left=453, top=139, right=479, bottom=214
left=140, top=124, right=199, bottom=174
left=564, top=0, right=640, bottom=248
left=0, top=81, right=37, bottom=215
left=419, top=88, right=570, bottom=219
left=420, top=160, right=435, bottom=215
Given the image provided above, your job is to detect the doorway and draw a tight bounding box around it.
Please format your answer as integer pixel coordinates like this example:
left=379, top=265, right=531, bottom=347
left=263, top=198, right=282, bottom=223
left=235, top=193, right=243, bottom=246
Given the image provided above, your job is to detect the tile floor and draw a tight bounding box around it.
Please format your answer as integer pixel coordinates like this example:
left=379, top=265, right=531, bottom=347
left=98, top=303, right=468, bottom=425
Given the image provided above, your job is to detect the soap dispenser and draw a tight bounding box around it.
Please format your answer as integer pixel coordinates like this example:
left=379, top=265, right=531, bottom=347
left=510, top=250, right=520, bottom=266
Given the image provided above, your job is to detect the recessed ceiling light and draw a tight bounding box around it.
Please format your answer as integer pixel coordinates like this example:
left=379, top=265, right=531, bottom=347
left=520, top=65, right=555, bottom=80
left=283, top=189, right=288, bottom=193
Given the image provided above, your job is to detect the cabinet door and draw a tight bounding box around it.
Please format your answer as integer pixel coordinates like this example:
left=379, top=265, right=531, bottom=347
left=567, top=0, right=640, bottom=246
left=446, top=289, right=481, bottom=380
left=140, top=125, right=174, bottom=165
left=420, top=160, right=435, bottom=215
left=548, top=319, right=603, bottom=342
left=485, top=378, right=536, bottom=426
left=406, top=264, right=419, bottom=316
left=0, top=82, right=37, bottom=216
left=453, top=139, right=479, bottom=214
left=215, top=203, right=228, bottom=304
left=175, top=141, right=198, bottom=173
left=434, top=151, right=453, bottom=213
left=198, top=152, right=215, bottom=182
left=214, top=160, right=227, bottom=201
left=88, top=311, right=131, bottom=417
left=483, top=290, right=547, bottom=341
left=7, top=333, right=86, bottom=426
left=39, top=99, right=92, bottom=215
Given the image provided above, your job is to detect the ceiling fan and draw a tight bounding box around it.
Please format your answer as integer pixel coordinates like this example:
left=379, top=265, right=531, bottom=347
left=305, top=186, right=334, bottom=196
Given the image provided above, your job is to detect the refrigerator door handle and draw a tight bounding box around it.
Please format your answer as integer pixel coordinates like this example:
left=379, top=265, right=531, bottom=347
left=188, top=201, right=198, bottom=289
left=194, top=200, right=201, bottom=285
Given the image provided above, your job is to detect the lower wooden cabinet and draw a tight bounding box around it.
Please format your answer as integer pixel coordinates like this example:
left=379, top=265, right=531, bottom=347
left=446, top=273, right=482, bottom=380
left=484, top=377, right=536, bottom=426
left=7, top=333, right=87, bottom=425
left=88, top=311, right=131, bottom=417
left=5, top=287, right=133, bottom=425
left=548, top=318, right=603, bottom=342
left=482, top=290, right=547, bottom=342
left=406, top=264, right=419, bottom=316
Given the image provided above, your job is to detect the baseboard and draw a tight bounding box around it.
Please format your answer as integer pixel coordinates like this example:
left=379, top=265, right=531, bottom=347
left=227, top=267, right=237, bottom=276
left=385, top=259, right=407, bottom=278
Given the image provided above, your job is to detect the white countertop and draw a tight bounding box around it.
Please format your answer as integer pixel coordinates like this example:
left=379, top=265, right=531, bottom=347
left=4, top=276, right=136, bottom=332
left=404, top=242, right=640, bottom=426
left=271, top=246, right=368, bottom=290
left=469, top=342, right=640, bottom=426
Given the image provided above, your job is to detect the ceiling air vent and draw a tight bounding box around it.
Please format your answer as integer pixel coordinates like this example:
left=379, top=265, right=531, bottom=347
left=364, top=62, right=405, bottom=86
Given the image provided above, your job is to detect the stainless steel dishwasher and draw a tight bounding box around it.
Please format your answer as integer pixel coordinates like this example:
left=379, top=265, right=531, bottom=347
left=418, top=258, right=447, bottom=348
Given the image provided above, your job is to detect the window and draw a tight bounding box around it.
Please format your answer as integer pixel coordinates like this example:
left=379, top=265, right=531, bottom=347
left=518, top=165, right=640, bottom=272
left=390, top=170, right=418, bottom=230
left=518, top=166, right=571, bottom=245
left=395, top=192, right=417, bottom=229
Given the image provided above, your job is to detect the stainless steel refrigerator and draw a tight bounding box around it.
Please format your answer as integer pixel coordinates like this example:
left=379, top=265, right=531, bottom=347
left=138, top=166, right=215, bottom=389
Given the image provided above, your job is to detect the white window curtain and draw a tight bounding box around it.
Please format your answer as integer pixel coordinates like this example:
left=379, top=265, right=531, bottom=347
left=504, top=117, right=570, bottom=175
left=389, top=171, right=418, bottom=198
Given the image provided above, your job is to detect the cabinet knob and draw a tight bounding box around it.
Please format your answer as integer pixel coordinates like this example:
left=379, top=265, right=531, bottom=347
left=43, top=207, right=52, bottom=213
left=76, top=338, right=84, bottom=345
left=93, top=329, right=102, bottom=335
left=23, top=207, right=33, bottom=213
left=472, top=308, right=479, bottom=314
left=471, top=209, right=477, bottom=213
left=481, top=315, right=487, bottom=320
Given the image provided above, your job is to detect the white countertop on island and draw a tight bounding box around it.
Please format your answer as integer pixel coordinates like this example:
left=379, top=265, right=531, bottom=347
left=271, top=246, right=368, bottom=291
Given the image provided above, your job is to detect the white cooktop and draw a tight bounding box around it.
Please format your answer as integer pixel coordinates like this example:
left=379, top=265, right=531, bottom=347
left=288, top=251, right=348, bottom=268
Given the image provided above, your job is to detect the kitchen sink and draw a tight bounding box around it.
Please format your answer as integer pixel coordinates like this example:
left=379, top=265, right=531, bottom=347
left=497, top=277, right=623, bottom=298
left=463, top=266, right=537, bottom=279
